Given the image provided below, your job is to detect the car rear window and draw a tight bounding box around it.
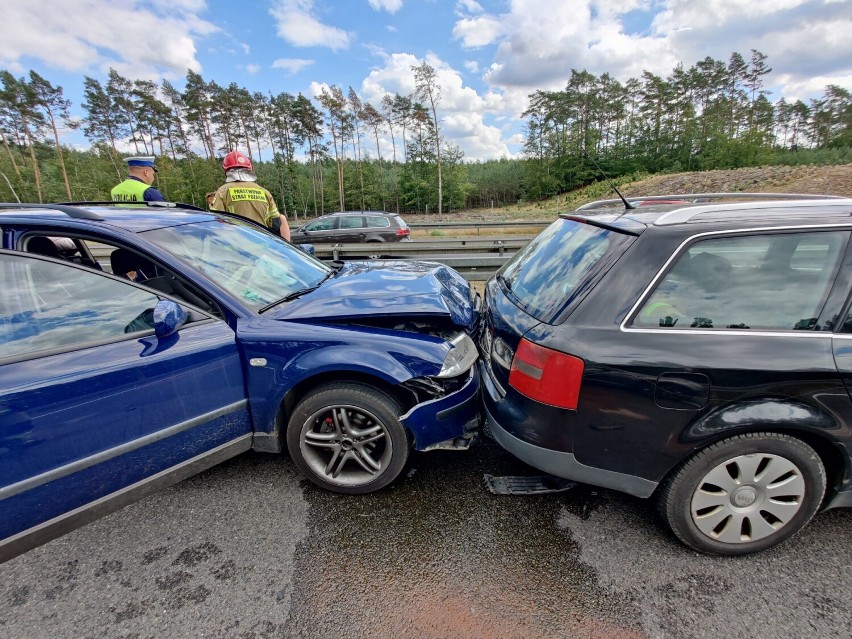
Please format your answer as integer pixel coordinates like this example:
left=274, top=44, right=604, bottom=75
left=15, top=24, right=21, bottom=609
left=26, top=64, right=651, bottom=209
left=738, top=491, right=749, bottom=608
left=366, top=216, right=391, bottom=228
left=339, top=216, right=365, bottom=229
left=498, top=218, right=632, bottom=322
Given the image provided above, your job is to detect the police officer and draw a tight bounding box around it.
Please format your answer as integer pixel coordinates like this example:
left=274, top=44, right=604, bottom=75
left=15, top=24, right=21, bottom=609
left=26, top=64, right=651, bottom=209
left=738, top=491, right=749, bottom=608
left=209, top=151, right=290, bottom=240
left=111, top=156, right=165, bottom=202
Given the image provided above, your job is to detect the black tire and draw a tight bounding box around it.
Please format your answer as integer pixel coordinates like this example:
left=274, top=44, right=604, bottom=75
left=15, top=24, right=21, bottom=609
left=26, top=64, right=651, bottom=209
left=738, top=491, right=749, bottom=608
left=286, top=382, right=409, bottom=494
left=657, top=432, right=826, bottom=556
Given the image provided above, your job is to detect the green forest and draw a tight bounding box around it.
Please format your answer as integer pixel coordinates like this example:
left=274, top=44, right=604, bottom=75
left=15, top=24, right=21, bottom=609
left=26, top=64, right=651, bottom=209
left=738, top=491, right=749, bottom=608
left=0, top=49, right=849, bottom=219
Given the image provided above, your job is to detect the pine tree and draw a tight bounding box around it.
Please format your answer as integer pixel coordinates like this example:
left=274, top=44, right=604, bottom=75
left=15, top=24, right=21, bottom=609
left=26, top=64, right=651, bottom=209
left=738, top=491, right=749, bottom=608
left=28, top=71, right=74, bottom=199
left=0, top=71, right=46, bottom=202
left=412, top=61, right=443, bottom=214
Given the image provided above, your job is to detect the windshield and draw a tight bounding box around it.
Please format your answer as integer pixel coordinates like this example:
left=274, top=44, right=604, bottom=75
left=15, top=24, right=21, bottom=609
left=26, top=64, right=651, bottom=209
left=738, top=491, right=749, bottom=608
left=143, top=218, right=332, bottom=311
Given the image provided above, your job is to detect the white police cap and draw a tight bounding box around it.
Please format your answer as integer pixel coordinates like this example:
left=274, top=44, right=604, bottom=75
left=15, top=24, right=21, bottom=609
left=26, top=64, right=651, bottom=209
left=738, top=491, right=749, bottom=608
left=125, top=156, right=157, bottom=172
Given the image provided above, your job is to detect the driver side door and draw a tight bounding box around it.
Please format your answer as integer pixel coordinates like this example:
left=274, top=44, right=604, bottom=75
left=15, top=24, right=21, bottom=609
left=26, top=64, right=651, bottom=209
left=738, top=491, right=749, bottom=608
left=0, top=252, right=251, bottom=562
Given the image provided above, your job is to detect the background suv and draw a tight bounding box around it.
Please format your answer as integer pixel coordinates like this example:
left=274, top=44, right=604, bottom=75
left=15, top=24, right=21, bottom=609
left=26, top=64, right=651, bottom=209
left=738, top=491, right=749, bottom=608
left=290, top=211, right=411, bottom=244
left=480, top=193, right=852, bottom=555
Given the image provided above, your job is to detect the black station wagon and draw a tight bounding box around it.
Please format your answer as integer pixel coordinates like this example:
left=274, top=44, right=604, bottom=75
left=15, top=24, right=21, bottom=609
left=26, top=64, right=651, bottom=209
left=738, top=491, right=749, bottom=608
left=480, top=193, right=852, bottom=555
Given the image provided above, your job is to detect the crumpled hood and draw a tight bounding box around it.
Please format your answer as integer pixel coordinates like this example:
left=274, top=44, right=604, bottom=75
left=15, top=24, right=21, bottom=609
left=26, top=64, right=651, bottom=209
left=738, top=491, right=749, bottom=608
left=266, top=260, right=476, bottom=329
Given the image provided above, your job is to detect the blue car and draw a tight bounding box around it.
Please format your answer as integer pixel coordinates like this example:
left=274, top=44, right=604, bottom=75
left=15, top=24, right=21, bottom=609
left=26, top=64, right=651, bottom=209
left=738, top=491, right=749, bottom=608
left=0, top=203, right=481, bottom=562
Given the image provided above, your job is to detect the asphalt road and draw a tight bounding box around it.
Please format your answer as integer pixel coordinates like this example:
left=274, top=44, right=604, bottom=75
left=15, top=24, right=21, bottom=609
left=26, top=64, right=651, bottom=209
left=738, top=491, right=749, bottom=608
left=1, top=433, right=850, bottom=639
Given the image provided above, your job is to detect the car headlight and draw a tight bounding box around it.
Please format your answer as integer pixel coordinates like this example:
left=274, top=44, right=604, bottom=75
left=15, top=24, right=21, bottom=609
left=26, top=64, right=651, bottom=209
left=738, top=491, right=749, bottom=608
left=436, top=332, right=479, bottom=378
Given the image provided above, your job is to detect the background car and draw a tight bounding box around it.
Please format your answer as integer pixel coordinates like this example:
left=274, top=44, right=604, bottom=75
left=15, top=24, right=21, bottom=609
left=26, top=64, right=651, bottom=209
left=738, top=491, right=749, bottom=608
left=480, top=192, right=852, bottom=556
left=290, top=211, right=411, bottom=244
left=0, top=202, right=480, bottom=563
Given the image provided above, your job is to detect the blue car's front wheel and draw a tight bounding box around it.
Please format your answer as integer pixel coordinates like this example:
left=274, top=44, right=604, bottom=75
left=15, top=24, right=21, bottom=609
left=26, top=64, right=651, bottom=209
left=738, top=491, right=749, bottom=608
left=286, top=382, right=410, bottom=494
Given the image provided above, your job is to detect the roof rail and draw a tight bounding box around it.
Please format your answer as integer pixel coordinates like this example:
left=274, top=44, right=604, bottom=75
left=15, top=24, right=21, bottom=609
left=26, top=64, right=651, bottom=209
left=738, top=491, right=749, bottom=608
left=654, top=197, right=852, bottom=226
left=577, top=192, right=846, bottom=211
left=0, top=202, right=104, bottom=220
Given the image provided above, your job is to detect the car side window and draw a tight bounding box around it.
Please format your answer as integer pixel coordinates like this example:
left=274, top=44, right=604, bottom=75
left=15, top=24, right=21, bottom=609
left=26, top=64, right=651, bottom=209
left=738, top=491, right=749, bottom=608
left=305, top=218, right=336, bottom=231
left=633, top=231, right=846, bottom=331
left=339, top=215, right=365, bottom=229
left=0, top=254, right=162, bottom=360
left=366, top=216, right=390, bottom=228
left=54, top=238, right=222, bottom=318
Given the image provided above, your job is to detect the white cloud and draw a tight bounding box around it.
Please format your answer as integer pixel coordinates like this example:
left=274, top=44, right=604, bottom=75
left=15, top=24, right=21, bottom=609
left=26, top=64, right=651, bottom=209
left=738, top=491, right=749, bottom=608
left=241, top=43, right=251, bottom=55
left=443, top=111, right=512, bottom=159
left=459, top=0, right=852, bottom=102
left=452, top=15, right=505, bottom=48
left=368, top=0, right=403, bottom=13
left=653, top=0, right=852, bottom=92
left=386, top=24, right=399, bottom=32
left=245, top=64, right=261, bottom=75
left=356, top=53, right=516, bottom=160
left=456, top=0, right=484, bottom=14
left=150, top=0, right=208, bottom=11
left=652, top=0, right=810, bottom=32
left=464, top=60, right=480, bottom=73
left=2, top=0, right=218, bottom=77
left=269, top=0, right=351, bottom=50
left=272, top=58, right=315, bottom=75
left=364, top=44, right=389, bottom=58
left=772, top=72, right=852, bottom=104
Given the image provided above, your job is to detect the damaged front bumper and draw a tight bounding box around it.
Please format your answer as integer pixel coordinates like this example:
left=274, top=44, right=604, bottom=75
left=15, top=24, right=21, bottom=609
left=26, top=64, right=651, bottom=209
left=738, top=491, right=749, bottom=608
left=400, top=365, right=481, bottom=451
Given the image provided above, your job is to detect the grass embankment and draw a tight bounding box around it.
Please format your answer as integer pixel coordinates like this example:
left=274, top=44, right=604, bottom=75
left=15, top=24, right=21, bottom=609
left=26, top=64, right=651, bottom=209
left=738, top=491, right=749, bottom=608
left=407, top=163, right=852, bottom=238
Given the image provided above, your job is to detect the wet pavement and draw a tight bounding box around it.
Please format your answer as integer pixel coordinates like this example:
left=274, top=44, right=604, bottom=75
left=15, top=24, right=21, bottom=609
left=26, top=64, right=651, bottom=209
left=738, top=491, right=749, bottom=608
left=1, top=432, right=850, bottom=639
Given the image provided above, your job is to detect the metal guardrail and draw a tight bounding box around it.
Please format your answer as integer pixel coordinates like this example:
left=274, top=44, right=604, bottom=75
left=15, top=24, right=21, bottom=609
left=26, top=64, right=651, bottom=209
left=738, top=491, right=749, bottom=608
left=90, top=235, right=526, bottom=282
left=311, top=236, right=533, bottom=260
left=417, top=254, right=513, bottom=280
left=409, top=220, right=548, bottom=228
left=409, top=220, right=549, bottom=235
left=310, top=236, right=533, bottom=280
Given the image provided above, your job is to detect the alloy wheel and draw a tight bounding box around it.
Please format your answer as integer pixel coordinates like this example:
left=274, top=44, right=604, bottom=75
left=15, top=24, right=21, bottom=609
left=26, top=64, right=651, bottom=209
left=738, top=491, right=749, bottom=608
left=299, top=404, right=393, bottom=488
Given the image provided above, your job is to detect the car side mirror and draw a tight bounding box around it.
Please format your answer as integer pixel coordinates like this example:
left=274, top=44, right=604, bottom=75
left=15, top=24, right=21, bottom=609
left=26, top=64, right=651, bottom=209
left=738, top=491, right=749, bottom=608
left=153, top=299, right=188, bottom=338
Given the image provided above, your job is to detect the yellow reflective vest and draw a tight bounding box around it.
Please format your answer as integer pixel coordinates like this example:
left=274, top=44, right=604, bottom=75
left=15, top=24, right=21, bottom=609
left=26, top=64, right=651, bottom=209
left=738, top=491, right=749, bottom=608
left=111, top=178, right=150, bottom=202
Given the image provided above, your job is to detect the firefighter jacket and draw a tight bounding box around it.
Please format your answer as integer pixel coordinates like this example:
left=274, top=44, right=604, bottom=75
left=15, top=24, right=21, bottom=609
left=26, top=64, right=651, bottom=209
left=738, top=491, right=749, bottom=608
left=210, top=180, right=280, bottom=229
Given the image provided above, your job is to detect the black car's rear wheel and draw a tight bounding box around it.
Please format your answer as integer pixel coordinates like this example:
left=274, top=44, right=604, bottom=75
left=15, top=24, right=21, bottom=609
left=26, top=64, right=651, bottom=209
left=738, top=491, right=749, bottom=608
left=658, top=433, right=826, bottom=556
left=286, top=382, right=409, bottom=494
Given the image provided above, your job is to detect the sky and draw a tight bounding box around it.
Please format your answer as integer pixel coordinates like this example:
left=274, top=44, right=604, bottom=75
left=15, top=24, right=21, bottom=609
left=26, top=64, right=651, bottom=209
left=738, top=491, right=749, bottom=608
left=2, top=0, right=851, bottom=161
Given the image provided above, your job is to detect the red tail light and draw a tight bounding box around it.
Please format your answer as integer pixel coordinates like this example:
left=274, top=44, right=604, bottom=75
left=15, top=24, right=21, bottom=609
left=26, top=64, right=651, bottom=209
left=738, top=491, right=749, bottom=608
left=396, top=227, right=410, bottom=236
left=508, top=338, right=584, bottom=409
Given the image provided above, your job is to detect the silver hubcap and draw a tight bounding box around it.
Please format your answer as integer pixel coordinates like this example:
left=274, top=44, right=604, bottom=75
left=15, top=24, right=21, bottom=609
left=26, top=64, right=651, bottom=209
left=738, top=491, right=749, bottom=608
left=300, top=404, right=391, bottom=487
left=691, top=453, right=806, bottom=544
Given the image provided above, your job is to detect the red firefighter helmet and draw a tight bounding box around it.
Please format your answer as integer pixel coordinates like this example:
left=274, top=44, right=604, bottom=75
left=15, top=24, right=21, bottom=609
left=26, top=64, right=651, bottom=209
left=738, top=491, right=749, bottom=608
left=222, top=150, right=252, bottom=171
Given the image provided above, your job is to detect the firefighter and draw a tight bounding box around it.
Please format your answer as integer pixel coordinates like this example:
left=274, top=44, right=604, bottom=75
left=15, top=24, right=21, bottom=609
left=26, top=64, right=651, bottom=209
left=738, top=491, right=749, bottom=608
left=209, top=151, right=290, bottom=240
left=111, top=156, right=165, bottom=202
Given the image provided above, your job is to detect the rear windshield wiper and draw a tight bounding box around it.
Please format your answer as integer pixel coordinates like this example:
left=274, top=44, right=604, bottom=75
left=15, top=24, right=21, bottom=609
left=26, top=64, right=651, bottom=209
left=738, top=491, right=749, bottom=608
left=496, top=274, right=512, bottom=291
